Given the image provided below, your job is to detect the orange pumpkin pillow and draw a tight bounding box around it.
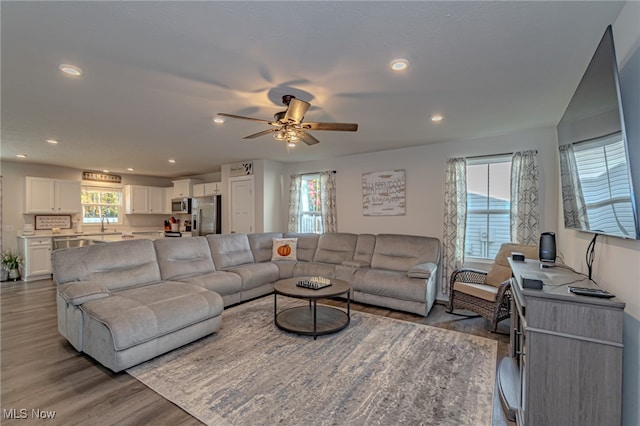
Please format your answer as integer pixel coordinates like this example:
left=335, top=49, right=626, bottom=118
left=271, top=238, right=298, bottom=261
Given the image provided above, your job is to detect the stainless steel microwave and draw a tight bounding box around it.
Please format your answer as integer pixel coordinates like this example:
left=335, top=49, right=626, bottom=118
left=171, top=198, right=191, bottom=214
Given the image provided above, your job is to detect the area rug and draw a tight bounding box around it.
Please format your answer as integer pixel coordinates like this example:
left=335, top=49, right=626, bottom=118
left=127, top=297, right=497, bottom=425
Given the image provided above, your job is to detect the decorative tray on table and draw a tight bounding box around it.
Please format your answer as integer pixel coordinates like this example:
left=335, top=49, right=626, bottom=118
left=296, top=276, right=332, bottom=290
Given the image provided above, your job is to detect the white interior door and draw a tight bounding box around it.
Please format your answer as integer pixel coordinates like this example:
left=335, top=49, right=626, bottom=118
left=230, top=177, right=254, bottom=234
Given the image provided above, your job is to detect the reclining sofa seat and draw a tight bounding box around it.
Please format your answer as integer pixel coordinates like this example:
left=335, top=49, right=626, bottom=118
left=154, top=237, right=242, bottom=306
left=52, top=239, right=223, bottom=372
left=353, top=234, right=441, bottom=316
left=207, top=234, right=280, bottom=301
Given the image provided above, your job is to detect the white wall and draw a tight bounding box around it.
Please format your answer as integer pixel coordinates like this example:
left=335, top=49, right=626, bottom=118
left=284, top=126, right=559, bottom=299
left=0, top=160, right=174, bottom=252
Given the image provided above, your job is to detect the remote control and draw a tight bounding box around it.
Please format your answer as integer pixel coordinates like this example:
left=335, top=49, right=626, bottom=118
left=568, top=286, right=615, bottom=298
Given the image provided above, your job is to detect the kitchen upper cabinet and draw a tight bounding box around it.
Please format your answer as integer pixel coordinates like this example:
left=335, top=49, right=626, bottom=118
left=192, top=183, right=205, bottom=198
left=172, top=179, right=199, bottom=198
left=204, top=182, right=221, bottom=196
left=124, top=185, right=166, bottom=214
left=125, top=185, right=148, bottom=213
left=25, top=177, right=81, bottom=213
left=148, top=187, right=164, bottom=214
left=164, top=187, right=173, bottom=214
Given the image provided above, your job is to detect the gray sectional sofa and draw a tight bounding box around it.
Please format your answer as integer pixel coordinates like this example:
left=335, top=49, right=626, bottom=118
left=52, top=232, right=440, bottom=372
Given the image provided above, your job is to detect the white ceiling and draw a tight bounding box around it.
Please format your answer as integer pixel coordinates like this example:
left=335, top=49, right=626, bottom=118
left=1, top=1, right=626, bottom=178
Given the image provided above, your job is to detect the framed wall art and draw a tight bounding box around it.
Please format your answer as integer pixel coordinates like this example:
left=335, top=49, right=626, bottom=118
left=362, top=169, right=406, bottom=216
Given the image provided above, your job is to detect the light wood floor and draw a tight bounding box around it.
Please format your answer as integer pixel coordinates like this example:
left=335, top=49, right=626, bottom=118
left=1, top=279, right=513, bottom=425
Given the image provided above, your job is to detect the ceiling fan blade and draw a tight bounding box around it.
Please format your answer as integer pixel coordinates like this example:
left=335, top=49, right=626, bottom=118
left=283, top=98, right=311, bottom=123
left=243, top=129, right=277, bottom=139
left=302, top=132, right=320, bottom=146
left=217, top=113, right=273, bottom=125
left=302, top=122, right=358, bottom=132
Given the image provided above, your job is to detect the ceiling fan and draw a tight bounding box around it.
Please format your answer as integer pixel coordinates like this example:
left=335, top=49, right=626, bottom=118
left=217, top=95, right=358, bottom=147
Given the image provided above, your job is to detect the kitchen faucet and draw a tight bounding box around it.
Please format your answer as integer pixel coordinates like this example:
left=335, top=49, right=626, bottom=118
left=101, top=215, right=109, bottom=233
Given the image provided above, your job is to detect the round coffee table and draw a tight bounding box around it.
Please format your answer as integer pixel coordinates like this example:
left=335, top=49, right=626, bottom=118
left=273, top=277, right=351, bottom=340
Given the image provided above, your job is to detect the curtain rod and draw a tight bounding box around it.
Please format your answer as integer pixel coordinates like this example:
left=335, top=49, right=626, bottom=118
left=300, top=170, right=336, bottom=176
left=467, top=152, right=513, bottom=160
left=467, top=150, right=537, bottom=160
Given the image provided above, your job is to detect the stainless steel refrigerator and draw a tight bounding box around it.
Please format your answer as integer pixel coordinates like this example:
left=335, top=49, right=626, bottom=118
left=191, top=195, right=221, bottom=236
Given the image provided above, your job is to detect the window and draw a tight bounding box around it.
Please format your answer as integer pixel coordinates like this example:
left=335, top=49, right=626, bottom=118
left=299, top=174, right=323, bottom=233
left=465, top=156, right=512, bottom=259
left=81, top=185, right=122, bottom=224
left=573, top=135, right=635, bottom=236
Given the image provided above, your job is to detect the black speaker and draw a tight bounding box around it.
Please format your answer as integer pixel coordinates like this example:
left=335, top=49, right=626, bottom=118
left=539, top=232, right=556, bottom=262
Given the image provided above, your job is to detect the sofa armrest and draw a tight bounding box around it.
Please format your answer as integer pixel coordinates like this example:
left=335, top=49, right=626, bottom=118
left=407, top=262, right=437, bottom=279
left=58, top=282, right=111, bottom=306
left=342, top=260, right=370, bottom=268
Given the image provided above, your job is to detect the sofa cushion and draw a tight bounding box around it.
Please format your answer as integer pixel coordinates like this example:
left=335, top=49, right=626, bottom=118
left=313, top=233, right=357, bottom=265
left=371, top=234, right=440, bottom=272
left=176, top=271, right=242, bottom=298
left=207, top=234, right=255, bottom=269
left=353, top=234, right=376, bottom=266
left=284, top=233, right=319, bottom=262
left=52, top=239, right=162, bottom=290
left=248, top=232, right=283, bottom=263
left=271, top=238, right=298, bottom=261
left=293, top=262, right=336, bottom=279
left=226, top=262, right=280, bottom=291
left=154, top=237, right=216, bottom=280
left=81, top=282, right=223, bottom=351
left=354, top=269, right=429, bottom=303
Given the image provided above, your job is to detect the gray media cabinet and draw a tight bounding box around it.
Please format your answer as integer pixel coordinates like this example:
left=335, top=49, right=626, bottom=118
left=497, top=258, right=625, bottom=425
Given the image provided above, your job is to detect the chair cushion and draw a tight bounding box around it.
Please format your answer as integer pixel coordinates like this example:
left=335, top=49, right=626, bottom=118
left=453, top=281, right=498, bottom=302
left=248, top=232, right=283, bottom=262
left=484, top=243, right=538, bottom=287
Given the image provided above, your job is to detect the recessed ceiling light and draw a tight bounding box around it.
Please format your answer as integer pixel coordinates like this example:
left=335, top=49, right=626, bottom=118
left=102, top=169, right=109, bottom=173
left=213, top=116, right=225, bottom=124
left=168, top=159, right=176, bottom=164
left=16, top=154, right=27, bottom=158
left=431, top=114, right=444, bottom=122
left=46, top=139, right=59, bottom=144
left=390, top=58, right=410, bottom=71
left=127, top=168, right=134, bottom=172
left=59, top=64, right=83, bottom=77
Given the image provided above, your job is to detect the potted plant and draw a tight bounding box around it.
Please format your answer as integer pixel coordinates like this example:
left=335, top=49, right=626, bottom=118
left=1, top=249, right=24, bottom=281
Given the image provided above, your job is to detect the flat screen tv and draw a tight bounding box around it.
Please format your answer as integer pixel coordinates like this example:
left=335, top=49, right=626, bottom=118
left=557, top=25, right=640, bottom=240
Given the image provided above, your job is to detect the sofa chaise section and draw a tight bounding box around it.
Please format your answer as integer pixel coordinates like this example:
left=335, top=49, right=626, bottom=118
left=53, top=239, right=223, bottom=372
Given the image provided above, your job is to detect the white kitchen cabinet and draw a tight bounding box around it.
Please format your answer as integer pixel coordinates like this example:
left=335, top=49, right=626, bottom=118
left=125, top=185, right=167, bottom=214
left=192, top=183, right=205, bottom=198
left=18, top=237, right=52, bottom=281
left=125, top=185, right=149, bottom=213
left=25, top=177, right=81, bottom=213
left=204, top=182, right=221, bottom=195
left=148, top=187, right=164, bottom=213
left=164, top=187, right=173, bottom=214
left=172, top=179, right=199, bottom=198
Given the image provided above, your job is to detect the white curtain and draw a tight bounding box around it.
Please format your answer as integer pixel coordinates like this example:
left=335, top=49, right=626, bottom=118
left=442, top=158, right=467, bottom=294
left=510, top=150, right=540, bottom=245
left=318, top=171, right=338, bottom=233
left=559, top=144, right=589, bottom=229
left=287, top=174, right=303, bottom=232
left=287, top=172, right=337, bottom=233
